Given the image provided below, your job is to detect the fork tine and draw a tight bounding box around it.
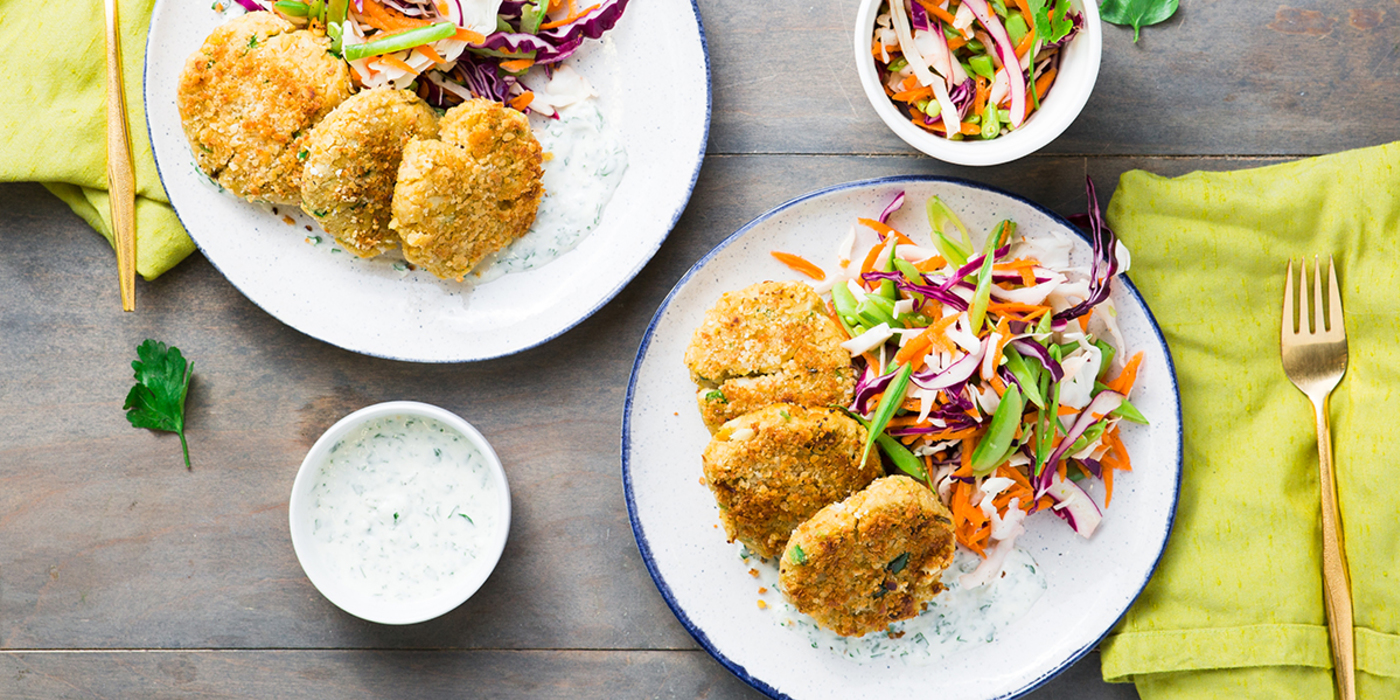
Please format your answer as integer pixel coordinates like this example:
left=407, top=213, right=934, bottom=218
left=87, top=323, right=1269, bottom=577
left=1328, top=256, right=1344, bottom=337
left=1312, top=255, right=1327, bottom=333
left=1282, top=258, right=1295, bottom=336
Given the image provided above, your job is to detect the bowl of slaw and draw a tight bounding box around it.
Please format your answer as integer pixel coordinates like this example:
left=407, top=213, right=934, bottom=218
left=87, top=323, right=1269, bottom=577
left=853, top=0, right=1102, bottom=166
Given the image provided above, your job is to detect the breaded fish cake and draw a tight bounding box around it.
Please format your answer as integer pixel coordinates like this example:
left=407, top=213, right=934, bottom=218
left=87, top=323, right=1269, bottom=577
left=178, top=12, right=352, bottom=205
left=390, top=99, right=544, bottom=281
left=300, top=89, right=439, bottom=257
left=702, top=404, right=883, bottom=560
left=685, top=281, right=856, bottom=431
left=779, top=475, right=955, bottom=637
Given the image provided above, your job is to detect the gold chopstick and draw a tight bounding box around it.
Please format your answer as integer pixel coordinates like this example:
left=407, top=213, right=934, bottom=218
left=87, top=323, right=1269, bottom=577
left=105, top=0, right=137, bottom=311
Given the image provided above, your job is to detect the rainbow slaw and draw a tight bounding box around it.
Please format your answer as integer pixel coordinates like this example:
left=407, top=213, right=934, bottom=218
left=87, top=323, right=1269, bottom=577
left=226, top=0, right=627, bottom=116
left=872, top=0, right=1081, bottom=140
left=772, top=180, right=1145, bottom=585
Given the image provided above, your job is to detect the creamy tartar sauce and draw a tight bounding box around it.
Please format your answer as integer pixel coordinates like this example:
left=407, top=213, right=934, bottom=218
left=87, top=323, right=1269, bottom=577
left=308, top=415, right=499, bottom=602
left=745, top=545, right=1046, bottom=664
left=472, top=102, right=628, bottom=282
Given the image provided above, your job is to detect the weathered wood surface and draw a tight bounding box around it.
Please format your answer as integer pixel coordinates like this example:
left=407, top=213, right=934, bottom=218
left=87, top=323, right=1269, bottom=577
left=4, top=0, right=1397, bottom=695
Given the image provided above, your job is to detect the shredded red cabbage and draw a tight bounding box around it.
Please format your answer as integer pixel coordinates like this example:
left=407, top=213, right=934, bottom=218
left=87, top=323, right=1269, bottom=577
left=234, top=0, right=265, bottom=10
left=1054, top=177, right=1119, bottom=322
left=909, top=0, right=930, bottom=31
left=1008, top=338, right=1064, bottom=381
left=878, top=191, right=905, bottom=225
left=863, top=271, right=971, bottom=311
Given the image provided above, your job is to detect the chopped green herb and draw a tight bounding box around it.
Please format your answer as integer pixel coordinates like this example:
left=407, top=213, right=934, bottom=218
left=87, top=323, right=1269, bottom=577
left=297, top=149, right=309, bottom=161
left=886, top=552, right=909, bottom=575
left=704, top=390, right=727, bottom=403
left=459, top=513, right=474, bottom=524
left=123, top=340, right=194, bottom=470
left=789, top=544, right=808, bottom=565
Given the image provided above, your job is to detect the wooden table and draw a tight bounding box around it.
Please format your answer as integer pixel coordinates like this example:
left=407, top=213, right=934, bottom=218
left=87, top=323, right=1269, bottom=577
left=2, top=1, right=1395, bottom=697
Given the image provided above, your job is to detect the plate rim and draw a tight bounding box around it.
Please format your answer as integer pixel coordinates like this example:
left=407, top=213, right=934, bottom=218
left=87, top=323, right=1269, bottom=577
left=621, top=174, right=1183, bottom=700
left=143, top=0, right=713, bottom=363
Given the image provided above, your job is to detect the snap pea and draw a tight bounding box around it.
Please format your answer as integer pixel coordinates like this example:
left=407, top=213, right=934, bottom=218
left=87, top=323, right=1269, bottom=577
left=922, top=98, right=942, bottom=118
left=343, top=22, right=457, bottom=60
left=888, top=56, right=909, bottom=72
left=970, top=383, right=1024, bottom=476
left=1093, top=382, right=1150, bottom=424
left=877, top=433, right=927, bottom=480
left=307, top=0, right=324, bottom=20
left=327, top=0, right=348, bottom=24
left=861, top=363, right=913, bottom=465
left=1005, top=13, right=1029, bottom=44
left=990, top=0, right=1010, bottom=17
left=1068, top=420, right=1107, bottom=454
left=1002, top=345, right=1045, bottom=408
left=1036, top=309, right=1055, bottom=334
left=1034, top=348, right=1064, bottom=476
left=830, top=283, right=865, bottom=337
left=1094, top=339, right=1116, bottom=379
left=273, top=0, right=309, bottom=16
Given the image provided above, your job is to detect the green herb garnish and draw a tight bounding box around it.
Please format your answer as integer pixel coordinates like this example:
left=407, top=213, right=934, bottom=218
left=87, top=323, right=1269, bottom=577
left=789, top=544, right=808, bottom=565
left=1098, top=0, right=1179, bottom=41
left=123, top=339, right=194, bottom=470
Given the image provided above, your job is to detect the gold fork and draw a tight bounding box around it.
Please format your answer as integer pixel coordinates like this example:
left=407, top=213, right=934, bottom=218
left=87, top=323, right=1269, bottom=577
left=1280, top=256, right=1353, bottom=700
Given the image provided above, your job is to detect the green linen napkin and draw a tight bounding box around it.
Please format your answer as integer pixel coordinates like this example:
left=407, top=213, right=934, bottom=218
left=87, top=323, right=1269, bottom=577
left=0, top=0, right=194, bottom=279
left=1098, top=142, right=1400, bottom=699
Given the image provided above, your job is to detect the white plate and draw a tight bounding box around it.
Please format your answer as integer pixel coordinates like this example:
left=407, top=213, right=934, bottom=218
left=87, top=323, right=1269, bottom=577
left=144, top=0, right=709, bottom=362
left=623, top=177, right=1182, bottom=700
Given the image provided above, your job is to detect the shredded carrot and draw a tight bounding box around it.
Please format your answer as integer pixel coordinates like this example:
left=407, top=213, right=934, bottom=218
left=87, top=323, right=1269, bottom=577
left=509, top=92, right=535, bottom=111
left=1014, top=25, right=1037, bottom=58
left=857, top=218, right=916, bottom=245
left=973, top=76, right=990, bottom=116
left=989, top=372, right=1007, bottom=397
left=414, top=44, right=446, bottom=65
left=956, top=436, right=974, bottom=477
left=541, top=2, right=599, bottom=29
left=1034, top=67, right=1058, bottom=102
left=770, top=251, right=826, bottom=281
left=947, top=35, right=967, bottom=50
left=892, top=85, right=935, bottom=103
left=1057, top=405, right=1078, bottom=416
left=900, top=74, right=921, bottom=92
left=1106, top=351, right=1145, bottom=395
left=361, top=0, right=432, bottom=31
left=914, top=0, right=960, bottom=26
left=548, top=0, right=563, bottom=10
left=987, top=301, right=1048, bottom=315
left=500, top=58, right=536, bottom=72
left=915, top=255, right=948, bottom=272
left=1103, top=466, right=1115, bottom=507
left=1057, top=458, right=1067, bottom=482
left=1103, top=426, right=1133, bottom=472
left=454, top=27, right=486, bottom=43
left=378, top=53, right=419, bottom=76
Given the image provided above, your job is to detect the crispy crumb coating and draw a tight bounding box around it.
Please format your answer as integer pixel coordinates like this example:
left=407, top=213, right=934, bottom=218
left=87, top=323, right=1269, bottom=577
left=701, top=405, right=883, bottom=560
left=300, top=89, right=439, bottom=257
left=177, top=12, right=353, bottom=205
left=779, top=475, right=956, bottom=637
left=685, top=281, right=856, bottom=431
left=390, top=99, right=544, bottom=281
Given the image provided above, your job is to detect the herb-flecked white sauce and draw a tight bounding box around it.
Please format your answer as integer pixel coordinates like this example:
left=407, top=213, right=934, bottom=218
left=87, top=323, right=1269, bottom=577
left=744, top=545, right=1046, bottom=664
left=472, top=102, right=627, bottom=282
left=308, top=415, right=498, bottom=601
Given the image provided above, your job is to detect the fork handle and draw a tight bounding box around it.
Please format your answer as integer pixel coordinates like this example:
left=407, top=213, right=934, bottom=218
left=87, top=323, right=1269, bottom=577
left=1314, top=395, right=1355, bottom=700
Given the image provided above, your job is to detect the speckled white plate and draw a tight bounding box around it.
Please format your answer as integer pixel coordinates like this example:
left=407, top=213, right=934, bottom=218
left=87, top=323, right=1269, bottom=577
left=144, top=0, right=709, bottom=362
left=624, top=177, right=1182, bottom=700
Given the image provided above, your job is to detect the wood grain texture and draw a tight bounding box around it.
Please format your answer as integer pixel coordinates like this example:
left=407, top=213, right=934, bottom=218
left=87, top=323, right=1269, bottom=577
left=0, top=649, right=1133, bottom=699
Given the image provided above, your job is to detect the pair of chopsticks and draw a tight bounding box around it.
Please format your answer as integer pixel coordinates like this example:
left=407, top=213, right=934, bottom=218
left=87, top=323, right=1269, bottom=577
left=106, top=0, right=137, bottom=311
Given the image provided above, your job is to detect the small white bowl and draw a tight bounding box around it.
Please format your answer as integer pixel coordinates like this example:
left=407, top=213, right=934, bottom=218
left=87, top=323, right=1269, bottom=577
left=289, top=401, right=511, bottom=625
left=853, top=0, right=1102, bottom=166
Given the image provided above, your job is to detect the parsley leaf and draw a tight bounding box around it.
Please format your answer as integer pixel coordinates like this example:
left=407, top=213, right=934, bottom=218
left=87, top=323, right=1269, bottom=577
left=1027, top=0, right=1076, bottom=44
left=1099, top=0, right=1179, bottom=41
left=123, top=339, right=194, bottom=470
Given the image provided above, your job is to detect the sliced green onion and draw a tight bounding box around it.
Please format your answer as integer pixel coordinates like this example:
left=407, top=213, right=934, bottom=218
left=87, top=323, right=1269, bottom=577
left=343, top=22, right=456, bottom=61
left=926, top=196, right=972, bottom=266
left=877, top=432, right=927, bottom=480
left=968, top=54, right=995, bottom=81
left=981, top=103, right=1001, bottom=139
left=968, top=220, right=1014, bottom=333
left=830, top=282, right=865, bottom=337
left=1003, top=345, right=1045, bottom=408
left=520, top=0, right=549, bottom=34
left=1094, top=339, right=1116, bottom=379
left=891, top=256, right=925, bottom=285
left=327, top=0, right=348, bottom=24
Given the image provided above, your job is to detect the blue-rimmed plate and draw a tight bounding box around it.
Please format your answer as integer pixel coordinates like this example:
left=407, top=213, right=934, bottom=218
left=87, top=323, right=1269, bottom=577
left=623, top=177, right=1181, bottom=699
left=144, top=0, right=708, bottom=362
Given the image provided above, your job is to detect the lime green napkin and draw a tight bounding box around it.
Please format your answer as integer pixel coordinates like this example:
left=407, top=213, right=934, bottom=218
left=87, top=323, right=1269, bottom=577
left=0, top=0, right=194, bottom=279
left=1099, top=142, right=1400, bottom=699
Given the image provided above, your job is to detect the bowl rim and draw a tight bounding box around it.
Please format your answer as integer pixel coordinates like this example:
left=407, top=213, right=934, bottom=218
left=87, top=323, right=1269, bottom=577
left=852, top=0, right=1103, bottom=166
left=288, top=400, right=512, bottom=625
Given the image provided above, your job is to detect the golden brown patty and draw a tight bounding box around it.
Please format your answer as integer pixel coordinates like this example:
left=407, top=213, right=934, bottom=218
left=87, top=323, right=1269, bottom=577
left=685, top=281, right=856, bottom=431
left=177, top=12, right=353, bottom=205
left=779, top=475, right=955, bottom=637
left=701, top=404, right=883, bottom=560
left=390, top=99, right=544, bottom=281
left=300, top=89, right=439, bottom=257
